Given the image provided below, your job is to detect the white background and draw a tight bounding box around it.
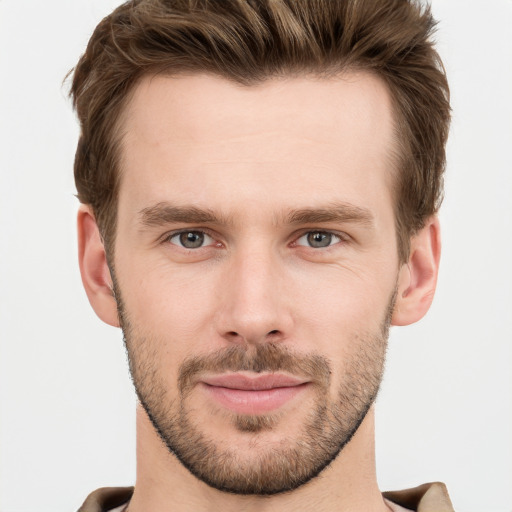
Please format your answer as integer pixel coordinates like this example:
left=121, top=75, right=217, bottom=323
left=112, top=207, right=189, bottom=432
left=0, top=1, right=510, bottom=511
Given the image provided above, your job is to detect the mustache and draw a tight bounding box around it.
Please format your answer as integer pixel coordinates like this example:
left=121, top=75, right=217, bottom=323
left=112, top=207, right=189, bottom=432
left=178, top=343, right=331, bottom=395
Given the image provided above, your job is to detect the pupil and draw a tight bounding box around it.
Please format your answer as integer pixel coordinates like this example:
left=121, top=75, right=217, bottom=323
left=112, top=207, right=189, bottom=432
left=308, top=232, right=331, bottom=248
left=180, top=232, right=204, bottom=248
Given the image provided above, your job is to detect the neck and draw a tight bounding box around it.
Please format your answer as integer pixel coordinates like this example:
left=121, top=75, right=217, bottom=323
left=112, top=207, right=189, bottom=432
left=128, top=404, right=389, bottom=512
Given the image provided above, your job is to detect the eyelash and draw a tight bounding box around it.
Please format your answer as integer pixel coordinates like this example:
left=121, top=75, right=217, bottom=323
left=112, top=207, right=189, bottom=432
left=163, top=229, right=219, bottom=249
left=162, top=229, right=349, bottom=250
left=293, top=231, right=346, bottom=249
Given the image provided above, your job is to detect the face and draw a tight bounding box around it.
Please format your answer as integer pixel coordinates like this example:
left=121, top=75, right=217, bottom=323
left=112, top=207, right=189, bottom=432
left=113, top=72, right=400, bottom=494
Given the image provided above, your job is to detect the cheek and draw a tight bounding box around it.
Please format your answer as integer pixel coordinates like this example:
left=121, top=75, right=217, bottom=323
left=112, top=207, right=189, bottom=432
left=117, top=244, right=397, bottom=374
left=119, top=271, right=219, bottom=403
left=119, top=262, right=220, bottom=355
left=291, top=265, right=395, bottom=389
left=293, top=263, right=395, bottom=334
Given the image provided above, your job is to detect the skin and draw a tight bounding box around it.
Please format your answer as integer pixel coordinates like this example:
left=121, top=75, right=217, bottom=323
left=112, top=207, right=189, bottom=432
left=78, top=72, right=441, bottom=512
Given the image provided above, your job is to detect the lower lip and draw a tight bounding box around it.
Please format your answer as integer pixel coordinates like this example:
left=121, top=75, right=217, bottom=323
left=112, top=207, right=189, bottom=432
left=201, top=383, right=309, bottom=414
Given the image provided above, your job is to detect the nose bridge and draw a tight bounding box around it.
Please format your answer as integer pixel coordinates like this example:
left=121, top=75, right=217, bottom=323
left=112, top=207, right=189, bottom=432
left=217, top=241, right=290, bottom=344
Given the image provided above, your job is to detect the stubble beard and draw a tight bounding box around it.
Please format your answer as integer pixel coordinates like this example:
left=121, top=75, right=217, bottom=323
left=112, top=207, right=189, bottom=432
left=114, top=280, right=394, bottom=495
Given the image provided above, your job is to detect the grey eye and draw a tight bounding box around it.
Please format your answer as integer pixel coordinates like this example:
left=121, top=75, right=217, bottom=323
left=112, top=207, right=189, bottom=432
left=169, top=231, right=212, bottom=249
left=296, top=231, right=341, bottom=248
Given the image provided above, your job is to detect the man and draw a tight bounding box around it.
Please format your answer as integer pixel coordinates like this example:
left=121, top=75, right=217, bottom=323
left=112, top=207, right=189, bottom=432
left=71, top=0, right=452, bottom=510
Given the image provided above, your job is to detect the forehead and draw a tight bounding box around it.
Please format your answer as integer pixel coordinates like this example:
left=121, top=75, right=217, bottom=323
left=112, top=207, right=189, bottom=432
left=117, top=72, right=396, bottom=217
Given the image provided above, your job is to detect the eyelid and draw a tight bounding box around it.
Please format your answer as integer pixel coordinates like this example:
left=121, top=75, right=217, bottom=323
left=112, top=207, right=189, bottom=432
left=157, top=227, right=350, bottom=248
left=161, top=228, right=220, bottom=247
left=291, top=229, right=351, bottom=247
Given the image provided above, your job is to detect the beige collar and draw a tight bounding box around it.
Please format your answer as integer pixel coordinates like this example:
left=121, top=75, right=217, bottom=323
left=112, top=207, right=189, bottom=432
left=78, top=481, right=454, bottom=512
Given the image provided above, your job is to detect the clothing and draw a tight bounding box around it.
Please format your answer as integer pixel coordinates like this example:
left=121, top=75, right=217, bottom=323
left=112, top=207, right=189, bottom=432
left=77, top=482, right=454, bottom=512
left=385, top=500, right=414, bottom=512
left=108, top=500, right=411, bottom=511
left=106, top=506, right=127, bottom=512
left=382, top=483, right=454, bottom=511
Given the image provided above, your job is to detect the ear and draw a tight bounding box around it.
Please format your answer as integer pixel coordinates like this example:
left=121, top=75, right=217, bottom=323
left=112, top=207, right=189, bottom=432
left=392, top=216, right=441, bottom=326
left=77, top=205, right=120, bottom=327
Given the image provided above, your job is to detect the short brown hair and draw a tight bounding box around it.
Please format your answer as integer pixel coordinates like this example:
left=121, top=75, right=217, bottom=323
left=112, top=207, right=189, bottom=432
left=70, top=0, right=450, bottom=262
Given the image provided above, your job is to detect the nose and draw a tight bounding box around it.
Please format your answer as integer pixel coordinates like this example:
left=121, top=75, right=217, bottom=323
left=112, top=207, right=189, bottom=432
left=214, top=246, right=293, bottom=346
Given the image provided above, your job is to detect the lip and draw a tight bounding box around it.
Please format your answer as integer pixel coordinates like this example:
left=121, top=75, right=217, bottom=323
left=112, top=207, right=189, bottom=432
left=202, top=373, right=308, bottom=390
left=200, top=373, right=310, bottom=414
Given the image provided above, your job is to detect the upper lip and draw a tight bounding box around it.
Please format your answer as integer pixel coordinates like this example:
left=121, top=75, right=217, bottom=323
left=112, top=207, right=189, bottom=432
left=201, top=373, right=308, bottom=391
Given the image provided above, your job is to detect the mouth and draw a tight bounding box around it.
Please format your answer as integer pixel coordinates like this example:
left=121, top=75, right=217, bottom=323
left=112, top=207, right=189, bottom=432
left=200, top=373, right=311, bottom=415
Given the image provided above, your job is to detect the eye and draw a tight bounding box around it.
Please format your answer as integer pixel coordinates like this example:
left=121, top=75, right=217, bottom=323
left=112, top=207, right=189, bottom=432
left=168, top=231, right=215, bottom=249
left=295, top=231, right=342, bottom=248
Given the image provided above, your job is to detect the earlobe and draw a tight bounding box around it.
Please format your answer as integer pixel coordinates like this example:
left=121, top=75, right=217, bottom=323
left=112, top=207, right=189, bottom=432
left=77, top=205, right=120, bottom=327
left=392, top=217, right=441, bottom=326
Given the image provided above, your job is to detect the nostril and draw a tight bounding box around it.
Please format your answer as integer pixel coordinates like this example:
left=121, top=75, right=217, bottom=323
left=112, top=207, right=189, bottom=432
left=268, top=330, right=279, bottom=336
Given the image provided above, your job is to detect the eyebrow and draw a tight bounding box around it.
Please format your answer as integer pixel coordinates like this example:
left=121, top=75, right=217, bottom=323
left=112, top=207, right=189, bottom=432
left=139, top=202, right=233, bottom=227
left=285, top=202, right=374, bottom=227
left=138, top=201, right=374, bottom=228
